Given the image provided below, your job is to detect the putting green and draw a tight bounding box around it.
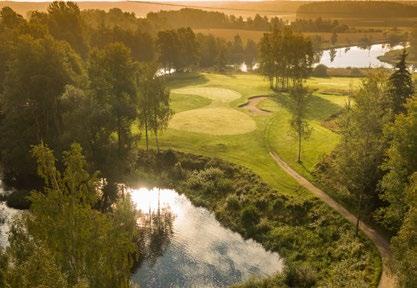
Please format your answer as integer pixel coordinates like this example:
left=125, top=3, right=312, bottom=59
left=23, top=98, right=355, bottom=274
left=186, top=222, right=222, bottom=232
left=171, top=87, right=241, bottom=103
left=169, top=107, right=256, bottom=135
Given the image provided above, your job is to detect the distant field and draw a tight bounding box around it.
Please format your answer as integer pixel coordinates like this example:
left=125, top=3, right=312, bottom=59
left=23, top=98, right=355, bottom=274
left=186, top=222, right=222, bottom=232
left=0, top=0, right=300, bottom=19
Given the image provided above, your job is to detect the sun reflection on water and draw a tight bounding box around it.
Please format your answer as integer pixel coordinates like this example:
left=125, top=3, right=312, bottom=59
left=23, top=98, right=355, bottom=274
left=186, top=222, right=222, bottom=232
left=130, top=187, right=283, bottom=288
left=129, top=187, right=183, bottom=217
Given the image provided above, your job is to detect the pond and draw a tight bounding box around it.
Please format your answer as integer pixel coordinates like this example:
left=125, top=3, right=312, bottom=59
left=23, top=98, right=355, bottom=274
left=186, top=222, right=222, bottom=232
left=131, top=187, right=283, bottom=288
left=0, top=186, right=283, bottom=287
left=318, top=43, right=405, bottom=68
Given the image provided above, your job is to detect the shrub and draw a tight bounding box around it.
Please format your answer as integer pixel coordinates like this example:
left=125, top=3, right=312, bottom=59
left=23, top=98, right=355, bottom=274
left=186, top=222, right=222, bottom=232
left=241, top=205, right=260, bottom=228
left=226, top=194, right=240, bottom=211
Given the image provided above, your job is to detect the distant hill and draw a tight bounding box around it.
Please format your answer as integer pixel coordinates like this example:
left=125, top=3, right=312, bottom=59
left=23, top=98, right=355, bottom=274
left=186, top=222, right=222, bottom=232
left=297, top=1, right=417, bottom=19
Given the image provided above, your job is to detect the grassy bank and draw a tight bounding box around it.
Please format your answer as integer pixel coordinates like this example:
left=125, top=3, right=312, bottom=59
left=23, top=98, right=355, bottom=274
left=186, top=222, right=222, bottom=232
left=378, top=49, right=417, bottom=66
left=133, top=149, right=381, bottom=287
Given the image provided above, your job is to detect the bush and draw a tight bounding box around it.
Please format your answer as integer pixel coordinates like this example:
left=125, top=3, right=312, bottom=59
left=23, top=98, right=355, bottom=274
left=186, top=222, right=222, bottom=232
left=241, top=205, right=260, bottom=228
left=226, top=194, right=240, bottom=211
left=185, top=167, right=231, bottom=195
left=284, top=264, right=317, bottom=288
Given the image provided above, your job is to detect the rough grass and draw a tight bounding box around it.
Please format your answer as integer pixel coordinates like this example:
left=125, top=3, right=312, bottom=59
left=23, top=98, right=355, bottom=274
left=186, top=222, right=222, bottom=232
left=169, top=107, right=256, bottom=135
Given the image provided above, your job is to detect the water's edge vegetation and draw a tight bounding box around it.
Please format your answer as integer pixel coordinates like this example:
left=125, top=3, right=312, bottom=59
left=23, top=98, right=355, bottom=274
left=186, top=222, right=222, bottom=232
left=130, top=149, right=381, bottom=287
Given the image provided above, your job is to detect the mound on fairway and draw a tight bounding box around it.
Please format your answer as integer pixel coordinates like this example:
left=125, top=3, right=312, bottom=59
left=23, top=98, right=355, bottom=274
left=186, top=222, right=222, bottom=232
left=171, top=87, right=241, bottom=103
left=169, top=107, right=256, bottom=135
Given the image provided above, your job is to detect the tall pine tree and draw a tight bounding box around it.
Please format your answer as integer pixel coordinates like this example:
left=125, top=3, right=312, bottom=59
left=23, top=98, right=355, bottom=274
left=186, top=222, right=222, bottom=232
left=388, top=49, right=414, bottom=114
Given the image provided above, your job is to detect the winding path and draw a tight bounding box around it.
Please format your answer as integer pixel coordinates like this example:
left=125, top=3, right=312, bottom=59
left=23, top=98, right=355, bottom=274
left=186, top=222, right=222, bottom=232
left=269, top=151, right=396, bottom=288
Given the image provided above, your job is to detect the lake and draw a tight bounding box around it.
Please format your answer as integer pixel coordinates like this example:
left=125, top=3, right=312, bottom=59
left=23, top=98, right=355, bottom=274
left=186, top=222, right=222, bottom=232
left=319, top=43, right=405, bottom=68
left=237, top=43, right=406, bottom=72
left=131, top=187, right=283, bottom=288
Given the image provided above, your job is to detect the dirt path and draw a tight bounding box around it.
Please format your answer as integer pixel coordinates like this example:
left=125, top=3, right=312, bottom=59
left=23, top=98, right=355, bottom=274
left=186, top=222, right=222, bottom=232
left=269, top=152, right=396, bottom=288
left=239, top=96, right=271, bottom=115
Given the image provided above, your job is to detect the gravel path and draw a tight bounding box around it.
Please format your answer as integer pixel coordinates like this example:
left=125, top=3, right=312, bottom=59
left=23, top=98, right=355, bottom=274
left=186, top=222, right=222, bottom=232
left=269, top=151, right=396, bottom=288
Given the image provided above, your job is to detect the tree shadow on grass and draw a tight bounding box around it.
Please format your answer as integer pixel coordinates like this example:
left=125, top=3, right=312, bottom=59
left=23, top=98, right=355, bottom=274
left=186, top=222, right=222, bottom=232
left=272, top=92, right=343, bottom=121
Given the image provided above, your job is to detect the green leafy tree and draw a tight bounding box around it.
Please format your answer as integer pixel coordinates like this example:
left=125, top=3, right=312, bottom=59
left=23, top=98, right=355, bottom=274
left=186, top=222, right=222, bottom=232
left=230, top=34, right=244, bottom=65
left=176, top=27, right=198, bottom=71
left=244, top=39, right=257, bottom=70
left=391, top=173, right=417, bottom=287
left=259, top=27, right=313, bottom=90
left=388, top=49, right=414, bottom=114
left=288, top=85, right=313, bottom=163
left=88, top=43, right=137, bottom=159
left=47, top=1, right=87, bottom=57
left=0, top=35, right=84, bottom=188
left=157, top=30, right=179, bottom=73
left=328, top=71, right=392, bottom=235
left=0, top=7, right=25, bottom=30
left=3, top=143, right=139, bottom=288
left=138, top=63, right=173, bottom=152
left=377, top=96, right=417, bottom=232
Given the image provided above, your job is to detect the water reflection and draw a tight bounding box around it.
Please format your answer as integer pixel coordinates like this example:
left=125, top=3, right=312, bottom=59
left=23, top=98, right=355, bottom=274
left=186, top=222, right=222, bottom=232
left=319, top=43, right=406, bottom=68
left=0, top=181, right=20, bottom=248
left=130, top=188, right=283, bottom=288
left=135, top=189, right=175, bottom=266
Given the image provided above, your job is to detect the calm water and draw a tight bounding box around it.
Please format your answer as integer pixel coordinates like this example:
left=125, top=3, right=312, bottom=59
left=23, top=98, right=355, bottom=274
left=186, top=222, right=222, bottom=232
left=237, top=43, right=406, bottom=72
left=131, top=188, right=283, bottom=288
left=319, top=43, right=405, bottom=68
left=0, top=185, right=283, bottom=286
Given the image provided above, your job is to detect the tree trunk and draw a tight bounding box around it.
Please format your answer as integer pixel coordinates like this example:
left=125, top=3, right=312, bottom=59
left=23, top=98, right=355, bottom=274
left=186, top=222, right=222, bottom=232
left=155, top=129, right=160, bottom=154
left=355, top=192, right=363, bottom=237
left=297, top=130, right=302, bottom=163
left=145, top=120, right=149, bottom=152
left=117, top=116, right=122, bottom=157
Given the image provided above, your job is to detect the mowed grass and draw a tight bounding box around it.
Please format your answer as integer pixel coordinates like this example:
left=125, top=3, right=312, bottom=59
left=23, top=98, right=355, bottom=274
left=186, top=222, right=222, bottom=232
left=170, top=93, right=212, bottom=113
left=169, top=107, right=256, bottom=135
left=138, top=72, right=356, bottom=198
left=171, top=87, right=241, bottom=104
left=170, top=86, right=255, bottom=135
